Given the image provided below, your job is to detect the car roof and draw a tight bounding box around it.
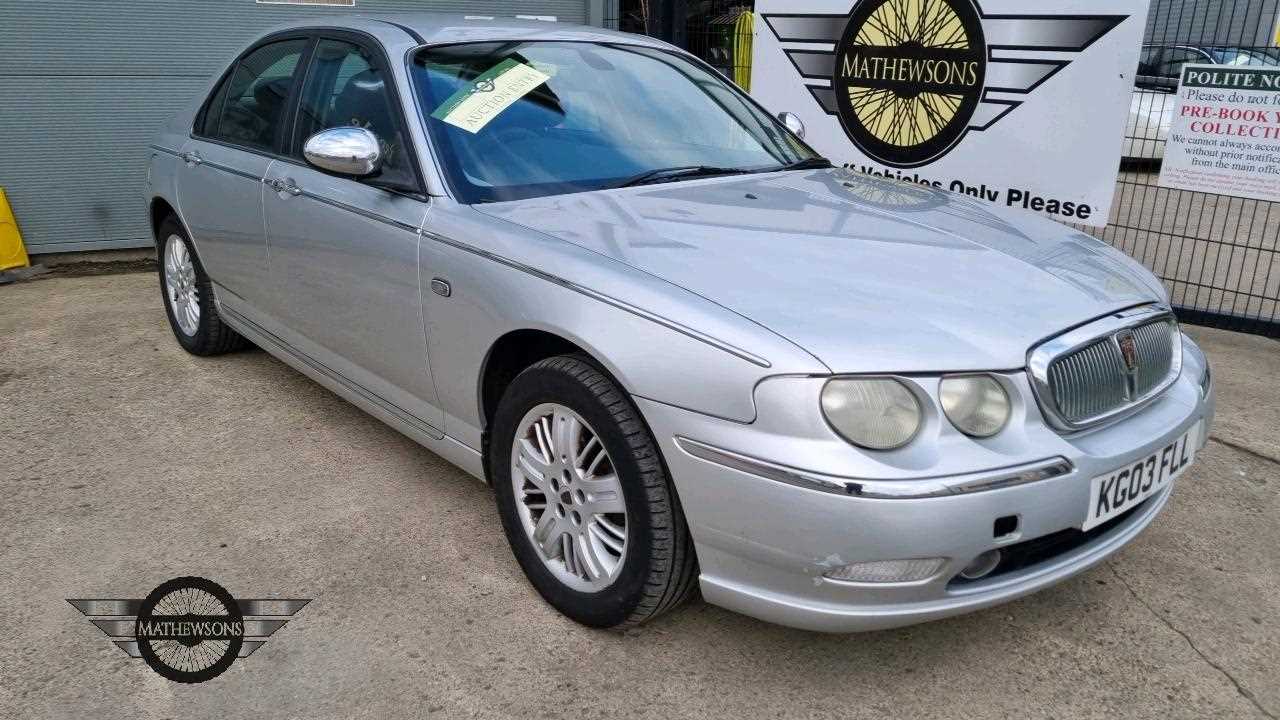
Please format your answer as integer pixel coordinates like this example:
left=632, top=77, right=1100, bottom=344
left=260, top=12, right=674, bottom=50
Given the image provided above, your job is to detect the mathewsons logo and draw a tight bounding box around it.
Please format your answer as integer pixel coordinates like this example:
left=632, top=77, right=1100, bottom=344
left=834, top=0, right=986, bottom=167
left=68, top=576, right=311, bottom=683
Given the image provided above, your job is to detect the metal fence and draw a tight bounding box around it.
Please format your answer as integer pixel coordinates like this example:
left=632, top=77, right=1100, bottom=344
left=603, top=0, right=1280, bottom=339
left=1104, top=0, right=1280, bottom=337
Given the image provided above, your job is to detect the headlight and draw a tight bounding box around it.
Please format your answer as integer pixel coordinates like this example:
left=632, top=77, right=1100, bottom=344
left=821, top=378, right=921, bottom=450
left=940, top=374, right=1010, bottom=437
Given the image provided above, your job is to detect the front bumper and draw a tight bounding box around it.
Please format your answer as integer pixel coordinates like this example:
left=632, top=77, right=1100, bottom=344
left=635, top=340, right=1214, bottom=632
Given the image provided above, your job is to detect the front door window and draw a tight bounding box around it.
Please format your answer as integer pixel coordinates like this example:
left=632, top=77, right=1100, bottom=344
left=294, top=39, right=414, bottom=187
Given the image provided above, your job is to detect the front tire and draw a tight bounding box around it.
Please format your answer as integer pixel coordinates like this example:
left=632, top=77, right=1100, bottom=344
left=490, top=356, right=697, bottom=628
left=157, top=215, right=245, bottom=356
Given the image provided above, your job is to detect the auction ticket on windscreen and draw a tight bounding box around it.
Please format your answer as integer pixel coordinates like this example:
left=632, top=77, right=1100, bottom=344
left=431, top=59, right=552, bottom=134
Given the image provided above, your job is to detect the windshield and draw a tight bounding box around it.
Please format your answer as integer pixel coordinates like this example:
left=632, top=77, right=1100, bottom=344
left=411, top=41, right=820, bottom=203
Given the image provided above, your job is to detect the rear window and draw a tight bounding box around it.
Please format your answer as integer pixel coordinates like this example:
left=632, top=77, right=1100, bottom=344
left=199, top=39, right=309, bottom=152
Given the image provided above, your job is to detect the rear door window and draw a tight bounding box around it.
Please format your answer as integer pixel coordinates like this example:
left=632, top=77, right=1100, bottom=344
left=201, top=39, right=309, bottom=152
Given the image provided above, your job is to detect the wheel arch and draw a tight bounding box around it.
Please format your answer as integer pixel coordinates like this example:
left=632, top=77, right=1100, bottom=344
left=149, top=196, right=211, bottom=274
left=149, top=196, right=181, bottom=250
left=478, top=328, right=619, bottom=430
left=477, top=327, right=647, bottom=484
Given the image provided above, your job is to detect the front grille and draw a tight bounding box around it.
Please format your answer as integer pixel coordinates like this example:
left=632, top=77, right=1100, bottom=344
left=1131, top=319, right=1176, bottom=392
left=1044, top=317, right=1178, bottom=426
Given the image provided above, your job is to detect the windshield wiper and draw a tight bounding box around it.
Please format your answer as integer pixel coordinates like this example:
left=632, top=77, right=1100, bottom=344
left=771, top=157, right=834, bottom=171
left=616, top=165, right=751, bottom=188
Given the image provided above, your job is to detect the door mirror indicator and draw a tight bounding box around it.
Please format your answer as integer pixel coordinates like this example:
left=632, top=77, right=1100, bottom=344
left=303, top=127, right=383, bottom=177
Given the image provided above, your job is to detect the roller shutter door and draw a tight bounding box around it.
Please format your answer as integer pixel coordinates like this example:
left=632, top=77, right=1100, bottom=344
left=0, top=0, right=593, bottom=253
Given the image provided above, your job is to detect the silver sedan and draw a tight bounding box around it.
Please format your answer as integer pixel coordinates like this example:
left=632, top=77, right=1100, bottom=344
left=146, top=15, right=1214, bottom=632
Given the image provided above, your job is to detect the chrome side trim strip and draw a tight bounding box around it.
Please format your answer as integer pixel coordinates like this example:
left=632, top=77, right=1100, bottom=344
left=205, top=160, right=262, bottom=182
left=219, top=302, right=444, bottom=440
left=151, top=145, right=259, bottom=181
left=294, top=190, right=423, bottom=234
left=674, top=436, right=1074, bottom=499
left=417, top=229, right=772, bottom=369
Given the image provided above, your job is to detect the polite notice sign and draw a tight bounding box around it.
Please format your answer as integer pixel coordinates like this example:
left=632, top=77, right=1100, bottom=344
left=1157, top=65, right=1280, bottom=203
left=751, top=0, right=1150, bottom=226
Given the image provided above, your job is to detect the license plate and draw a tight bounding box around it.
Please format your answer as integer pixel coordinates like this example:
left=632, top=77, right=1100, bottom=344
left=1083, top=421, right=1201, bottom=531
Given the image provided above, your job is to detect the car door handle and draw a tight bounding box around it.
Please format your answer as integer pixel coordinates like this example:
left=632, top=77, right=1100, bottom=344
left=182, top=151, right=203, bottom=167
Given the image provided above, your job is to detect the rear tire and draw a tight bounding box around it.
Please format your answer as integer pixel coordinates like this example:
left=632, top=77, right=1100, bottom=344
left=157, top=215, right=246, bottom=356
left=490, top=355, right=697, bottom=628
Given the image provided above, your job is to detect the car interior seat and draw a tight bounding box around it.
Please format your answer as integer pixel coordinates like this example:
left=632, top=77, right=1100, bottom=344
left=332, top=69, right=402, bottom=171
left=252, top=77, right=293, bottom=147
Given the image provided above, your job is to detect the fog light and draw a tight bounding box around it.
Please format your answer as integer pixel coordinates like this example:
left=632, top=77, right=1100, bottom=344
left=958, top=550, right=1002, bottom=580
left=823, top=557, right=947, bottom=584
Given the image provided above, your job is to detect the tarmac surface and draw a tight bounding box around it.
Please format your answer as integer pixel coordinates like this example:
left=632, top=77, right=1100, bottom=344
left=1, top=271, right=1276, bottom=719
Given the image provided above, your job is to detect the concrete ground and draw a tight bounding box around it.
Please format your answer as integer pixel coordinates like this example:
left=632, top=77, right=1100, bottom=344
left=1, top=271, right=1277, bottom=720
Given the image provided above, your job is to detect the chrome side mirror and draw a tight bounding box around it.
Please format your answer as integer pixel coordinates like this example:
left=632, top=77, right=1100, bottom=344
left=778, top=112, right=806, bottom=139
left=303, top=127, right=383, bottom=177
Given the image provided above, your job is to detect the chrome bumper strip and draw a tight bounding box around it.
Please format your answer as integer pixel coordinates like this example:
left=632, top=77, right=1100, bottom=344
left=674, top=437, right=1074, bottom=499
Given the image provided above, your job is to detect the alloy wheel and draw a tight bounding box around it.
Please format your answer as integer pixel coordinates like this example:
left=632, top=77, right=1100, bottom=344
left=510, top=403, right=628, bottom=592
left=164, top=234, right=200, bottom=336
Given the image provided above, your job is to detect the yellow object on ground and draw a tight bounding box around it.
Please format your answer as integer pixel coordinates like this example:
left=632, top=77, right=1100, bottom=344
left=734, top=12, right=754, bottom=92
left=0, top=188, right=30, bottom=271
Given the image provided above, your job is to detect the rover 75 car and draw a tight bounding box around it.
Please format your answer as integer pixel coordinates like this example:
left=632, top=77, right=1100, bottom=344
left=146, top=15, right=1214, bottom=632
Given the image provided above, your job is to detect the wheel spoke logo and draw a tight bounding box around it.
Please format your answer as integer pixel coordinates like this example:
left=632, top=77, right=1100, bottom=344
left=68, top=577, right=310, bottom=683
left=835, top=0, right=986, bottom=167
left=763, top=3, right=1130, bottom=168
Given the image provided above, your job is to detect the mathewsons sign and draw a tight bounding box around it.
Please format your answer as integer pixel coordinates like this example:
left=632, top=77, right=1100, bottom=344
left=751, top=0, right=1150, bottom=226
